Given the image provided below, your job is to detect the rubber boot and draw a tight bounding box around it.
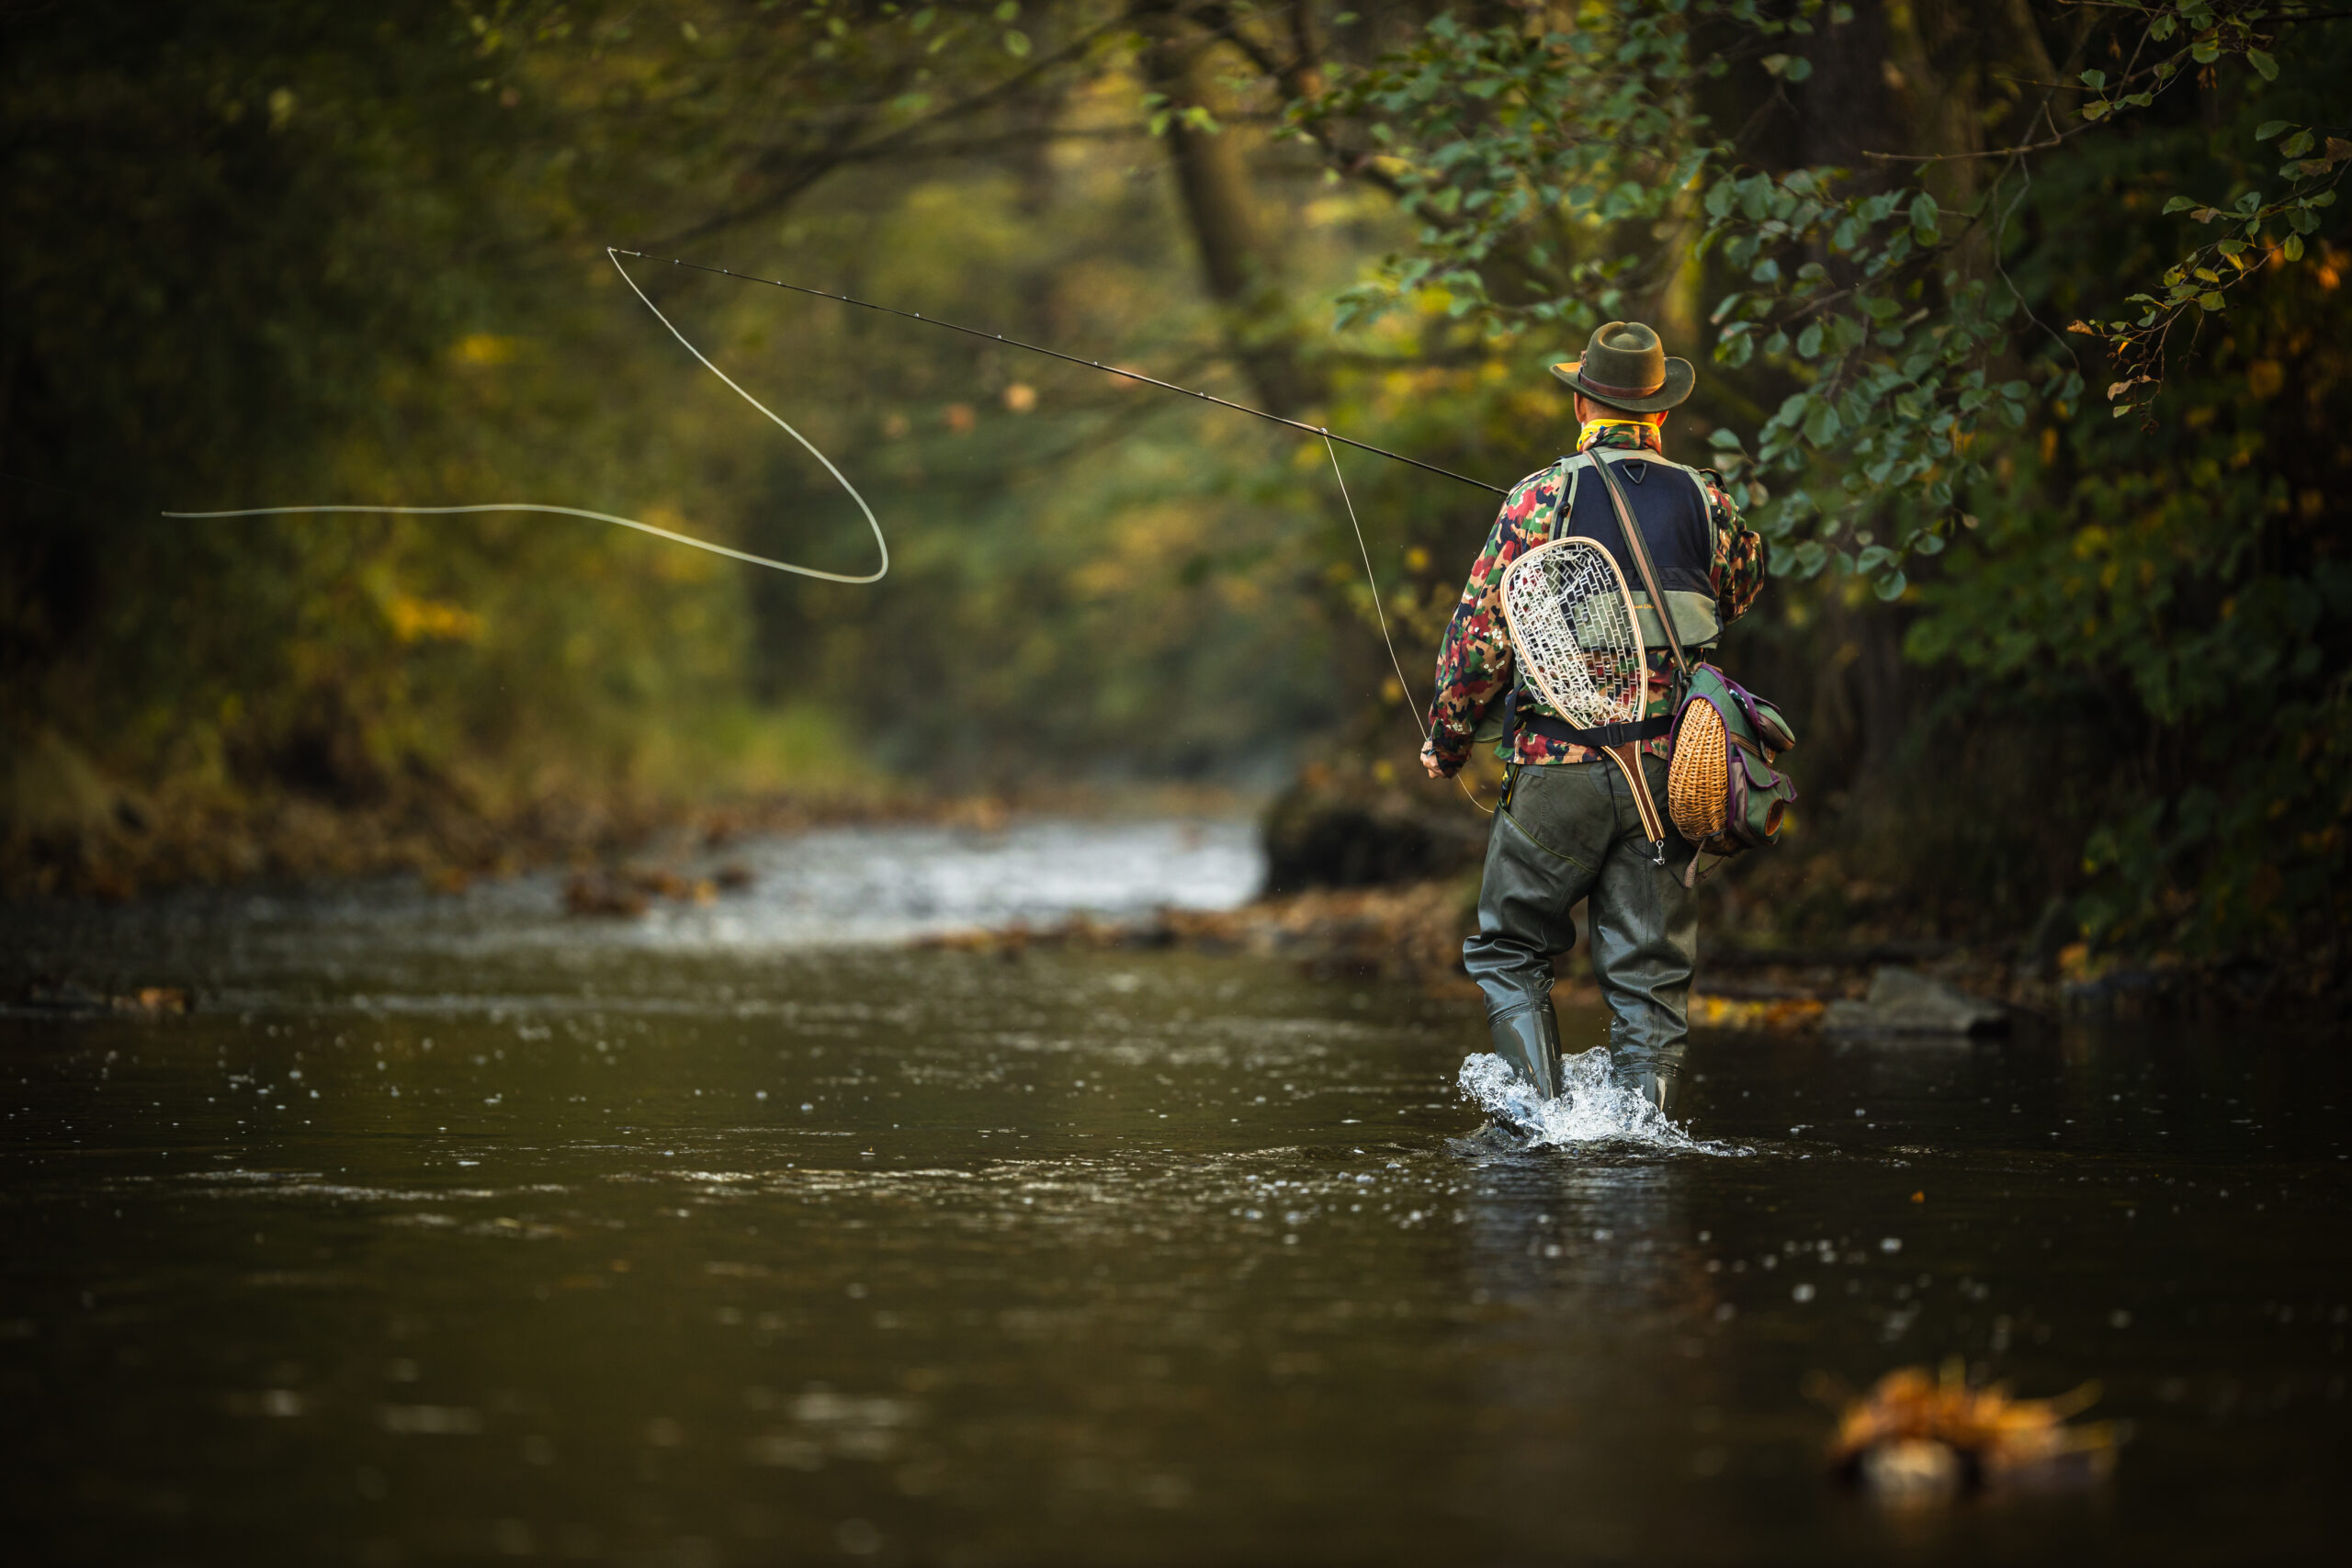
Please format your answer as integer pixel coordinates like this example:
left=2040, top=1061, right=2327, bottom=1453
left=1488, top=999, right=1563, bottom=1100
left=1623, top=1060, right=1680, bottom=1119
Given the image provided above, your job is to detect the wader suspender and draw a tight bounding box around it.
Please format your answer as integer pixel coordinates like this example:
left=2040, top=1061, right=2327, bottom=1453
left=1589, top=450, right=1691, bottom=864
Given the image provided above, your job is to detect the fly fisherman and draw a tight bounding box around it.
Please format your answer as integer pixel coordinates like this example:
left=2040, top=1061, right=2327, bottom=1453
left=1420, top=322, right=1767, bottom=1121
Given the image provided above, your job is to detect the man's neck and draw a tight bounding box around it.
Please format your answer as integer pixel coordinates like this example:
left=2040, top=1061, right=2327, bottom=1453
left=1577, top=418, right=1663, bottom=455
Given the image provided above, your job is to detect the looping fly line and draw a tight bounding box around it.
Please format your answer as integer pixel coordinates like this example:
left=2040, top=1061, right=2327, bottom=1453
left=165, top=249, right=888, bottom=583
left=167, top=244, right=1500, bottom=807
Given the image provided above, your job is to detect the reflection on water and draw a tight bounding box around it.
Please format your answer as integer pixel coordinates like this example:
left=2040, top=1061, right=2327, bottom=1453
left=1, top=818, right=2346, bottom=1564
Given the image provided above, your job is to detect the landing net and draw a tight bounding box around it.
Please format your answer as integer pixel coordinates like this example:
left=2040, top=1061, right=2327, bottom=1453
left=1499, top=537, right=1645, bottom=728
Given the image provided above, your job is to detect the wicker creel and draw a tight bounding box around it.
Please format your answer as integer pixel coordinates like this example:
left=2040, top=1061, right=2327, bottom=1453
left=1668, top=700, right=1730, bottom=842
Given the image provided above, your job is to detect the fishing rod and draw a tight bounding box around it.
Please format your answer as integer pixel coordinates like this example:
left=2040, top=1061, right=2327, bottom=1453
left=616, top=249, right=1509, bottom=498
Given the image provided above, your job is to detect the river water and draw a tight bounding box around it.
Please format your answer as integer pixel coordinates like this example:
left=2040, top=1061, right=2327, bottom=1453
left=2, top=818, right=2345, bottom=1564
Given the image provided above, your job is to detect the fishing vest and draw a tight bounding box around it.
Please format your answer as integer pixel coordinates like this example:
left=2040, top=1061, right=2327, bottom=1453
left=1545, top=448, right=1723, bottom=650
left=1489, top=448, right=1722, bottom=746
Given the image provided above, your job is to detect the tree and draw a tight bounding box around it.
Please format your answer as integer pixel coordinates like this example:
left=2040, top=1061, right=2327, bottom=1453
left=1283, top=0, right=2349, bottom=961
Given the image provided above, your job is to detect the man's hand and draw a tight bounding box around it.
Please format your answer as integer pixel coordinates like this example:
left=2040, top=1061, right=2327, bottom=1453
left=1420, top=736, right=1453, bottom=780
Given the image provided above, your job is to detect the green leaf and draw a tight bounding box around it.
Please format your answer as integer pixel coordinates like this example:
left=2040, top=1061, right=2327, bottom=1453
left=2078, top=69, right=2107, bottom=90
left=1874, top=569, right=1909, bottom=602
left=2163, top=195, right=2196, bottom=214
left=2198, top=291, right=2224, bottom=311
left=2246, top=48, right=2278, bottom=81
left=1908, top=191, right=1939, bottom=231
left=1709, top=427, right=1745, bottom=449
left=1796, top=321, right=1824, bottom=358
left=2256, top=119, right=2293, bottom=141
left=1804, top=401, right=1843, bottom=445
left=2280, top=130, right=2315, bottom=158
left=2284, top=232, right=2305, bottom=261
left=2192, top=39, right=2219, bottom=65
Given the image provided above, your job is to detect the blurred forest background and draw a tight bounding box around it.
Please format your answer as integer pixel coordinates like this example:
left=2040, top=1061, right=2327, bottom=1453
left=2, top=1, right=2345, bottom=987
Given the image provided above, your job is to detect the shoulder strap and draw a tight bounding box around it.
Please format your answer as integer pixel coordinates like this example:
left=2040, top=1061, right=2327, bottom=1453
left=1589, top=449, right=1693, bottom=682
left=1553, top=460, right=1580, bottom=541
left=1686, top=466, right=1722, bottom=547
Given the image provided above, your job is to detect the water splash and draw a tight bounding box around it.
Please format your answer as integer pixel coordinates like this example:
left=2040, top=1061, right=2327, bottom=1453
left=1457, top=1048, right=1750, bottom=1156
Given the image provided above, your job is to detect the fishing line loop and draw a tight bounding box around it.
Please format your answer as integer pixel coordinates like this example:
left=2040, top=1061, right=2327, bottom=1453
left=166, top=249, right=889, bottom=586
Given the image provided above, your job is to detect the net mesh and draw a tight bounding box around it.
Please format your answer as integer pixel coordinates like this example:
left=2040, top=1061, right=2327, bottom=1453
left=1500, top=539, right=1645, bottom=728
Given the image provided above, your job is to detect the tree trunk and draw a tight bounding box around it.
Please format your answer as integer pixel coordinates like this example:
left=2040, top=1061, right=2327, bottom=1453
left=1140, top=10, right=1317, bottom=417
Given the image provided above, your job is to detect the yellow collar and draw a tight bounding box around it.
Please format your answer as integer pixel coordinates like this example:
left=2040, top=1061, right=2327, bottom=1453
left=1577, top=418, right=1659, bottom=450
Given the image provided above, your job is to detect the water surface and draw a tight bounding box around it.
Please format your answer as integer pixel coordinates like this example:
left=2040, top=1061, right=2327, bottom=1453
left=2, top=820, right=2345, bottom=1564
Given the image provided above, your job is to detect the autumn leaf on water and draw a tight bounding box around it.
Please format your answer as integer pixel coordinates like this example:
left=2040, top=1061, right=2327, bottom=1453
left=1815, top=1360, right=2120, bottom=1502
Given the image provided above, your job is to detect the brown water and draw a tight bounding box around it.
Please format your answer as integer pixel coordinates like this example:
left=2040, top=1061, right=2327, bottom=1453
left=2, top=823, right=2346, bottom=1564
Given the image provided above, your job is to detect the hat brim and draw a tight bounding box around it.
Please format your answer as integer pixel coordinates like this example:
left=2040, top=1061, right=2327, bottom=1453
left=1548, top=355, right=1695, bottom=412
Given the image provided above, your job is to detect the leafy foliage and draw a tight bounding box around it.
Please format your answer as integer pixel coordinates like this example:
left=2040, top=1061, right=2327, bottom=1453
left=1288, top=0, right=2350, bottom=956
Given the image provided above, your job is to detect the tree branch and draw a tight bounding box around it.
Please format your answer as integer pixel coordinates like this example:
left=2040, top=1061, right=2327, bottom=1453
left=656, top=9, right=1139, bottom=250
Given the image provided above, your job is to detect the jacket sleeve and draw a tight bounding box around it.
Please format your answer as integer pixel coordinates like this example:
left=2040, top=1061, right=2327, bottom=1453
left=1423, top=468, right=1558, bottom=773
left=1697, top=467, right=1768, bottom=629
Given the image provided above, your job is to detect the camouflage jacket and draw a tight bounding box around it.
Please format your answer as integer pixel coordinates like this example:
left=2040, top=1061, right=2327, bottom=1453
left=1421, top=422, right=1768, bottom=774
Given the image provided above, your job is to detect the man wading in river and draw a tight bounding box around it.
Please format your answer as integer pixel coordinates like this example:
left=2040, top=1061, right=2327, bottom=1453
left=1420, top=322, right=1766, bottom=1122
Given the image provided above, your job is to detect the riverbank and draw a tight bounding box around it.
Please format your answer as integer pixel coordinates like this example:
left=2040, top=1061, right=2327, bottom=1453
left=0, top=728, right=1252, bottom=903
left=0, top=773, right=899, bottom=901
left=916, top=874, right=2346, bottom=1026
left=7, top=756, right=2335, bottom=1023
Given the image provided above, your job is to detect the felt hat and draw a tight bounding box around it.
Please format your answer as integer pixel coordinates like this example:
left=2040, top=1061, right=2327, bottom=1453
left=1548, top=321, right=1694, bottom=412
